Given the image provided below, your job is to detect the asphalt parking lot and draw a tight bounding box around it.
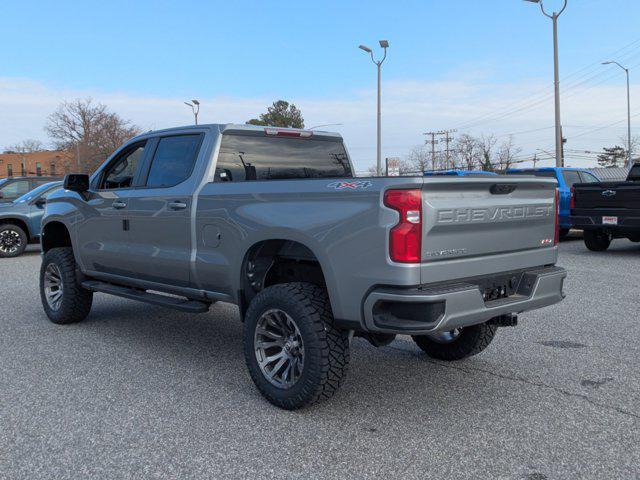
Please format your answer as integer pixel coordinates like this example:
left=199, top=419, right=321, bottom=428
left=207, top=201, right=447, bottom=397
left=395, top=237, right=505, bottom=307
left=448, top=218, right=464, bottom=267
left=1, top=237, right=639, bottom=480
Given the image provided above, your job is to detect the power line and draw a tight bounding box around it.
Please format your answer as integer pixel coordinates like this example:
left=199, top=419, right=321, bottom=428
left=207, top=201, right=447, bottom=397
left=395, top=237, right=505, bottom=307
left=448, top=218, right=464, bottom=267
left=450, top=37, right=640, bottom=131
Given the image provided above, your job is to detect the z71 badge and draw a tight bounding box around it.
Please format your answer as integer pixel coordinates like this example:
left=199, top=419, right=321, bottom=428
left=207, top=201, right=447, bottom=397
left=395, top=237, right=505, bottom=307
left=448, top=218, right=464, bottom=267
left=327, top=180, right=373, bottom=190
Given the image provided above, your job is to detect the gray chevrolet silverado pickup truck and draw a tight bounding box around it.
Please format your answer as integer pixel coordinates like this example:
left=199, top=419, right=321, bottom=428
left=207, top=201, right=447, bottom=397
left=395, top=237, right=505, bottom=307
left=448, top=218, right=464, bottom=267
left=39, top=124, right=566, bottom=409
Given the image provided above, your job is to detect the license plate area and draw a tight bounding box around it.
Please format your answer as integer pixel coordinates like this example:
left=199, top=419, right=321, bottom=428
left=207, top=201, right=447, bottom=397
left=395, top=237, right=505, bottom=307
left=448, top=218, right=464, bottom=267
left=477, top=272, right=525, bottom=302
left=602, top=216, right=618, bottom=225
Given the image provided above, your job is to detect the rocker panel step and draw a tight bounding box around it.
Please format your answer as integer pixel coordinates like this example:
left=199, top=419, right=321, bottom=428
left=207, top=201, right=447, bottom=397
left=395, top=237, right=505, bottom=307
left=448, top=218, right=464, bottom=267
left=81, top=280, right=210, bottom=313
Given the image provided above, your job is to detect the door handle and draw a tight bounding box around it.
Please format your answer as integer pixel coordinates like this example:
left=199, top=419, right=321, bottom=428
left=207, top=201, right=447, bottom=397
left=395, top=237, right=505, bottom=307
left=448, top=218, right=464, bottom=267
left=168, top=201, right=187, bottom=210
left=112, top=201, right=127, bottom=209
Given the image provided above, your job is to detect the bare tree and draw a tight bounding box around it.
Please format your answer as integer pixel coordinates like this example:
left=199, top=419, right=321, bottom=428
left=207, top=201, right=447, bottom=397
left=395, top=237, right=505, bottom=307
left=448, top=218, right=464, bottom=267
left=403, top=145, right=431, bottom=174
left=618, top=134, right=640, bottom=160
left=453, top=134, right=480, bottom=171
left=45, top=98, right=139, bottom=173
left=496, top=135, right=522, bottom=171
left=477, top=134, right=497, bottom=172
left=4, top=139, right=45, bottom=154
left=365, top=164, right=379, bottom=176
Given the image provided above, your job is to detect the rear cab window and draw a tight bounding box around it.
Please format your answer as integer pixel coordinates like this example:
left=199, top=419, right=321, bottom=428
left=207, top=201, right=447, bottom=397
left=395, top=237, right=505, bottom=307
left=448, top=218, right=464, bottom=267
left=561, top=171, right=582, bottom=187
left=579, top=172, right=600, bottom=183
left=628, top=165, right=640, bottom=181
left=214, top=133, right=352, bottom=182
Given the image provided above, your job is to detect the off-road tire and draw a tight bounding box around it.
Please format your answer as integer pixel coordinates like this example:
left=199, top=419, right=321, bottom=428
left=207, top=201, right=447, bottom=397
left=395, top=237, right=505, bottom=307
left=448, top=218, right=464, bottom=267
left=40, top=247, right=93, bottom=324
left=243, top=282, right=350, bottom=410
left=0, top=223, right=28, bottom=258
left=584, top=229, right=611, bottom=252
left=412, top=322, right=498, bottom=361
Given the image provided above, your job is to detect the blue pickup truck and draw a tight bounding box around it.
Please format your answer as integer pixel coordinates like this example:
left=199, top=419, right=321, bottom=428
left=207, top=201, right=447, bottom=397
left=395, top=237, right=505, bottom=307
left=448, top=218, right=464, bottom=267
left=424, top=170, right=498, bottom=177
left=506, top=167, right=600, bottom=237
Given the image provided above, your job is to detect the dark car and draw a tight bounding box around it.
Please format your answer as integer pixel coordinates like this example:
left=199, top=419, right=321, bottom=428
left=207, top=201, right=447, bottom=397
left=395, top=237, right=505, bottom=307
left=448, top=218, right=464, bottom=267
left=571, top=163, right=640, bottom=251
left=0, top=181, right=62, bottom=257
left=0, top=176, right=62, bottom=203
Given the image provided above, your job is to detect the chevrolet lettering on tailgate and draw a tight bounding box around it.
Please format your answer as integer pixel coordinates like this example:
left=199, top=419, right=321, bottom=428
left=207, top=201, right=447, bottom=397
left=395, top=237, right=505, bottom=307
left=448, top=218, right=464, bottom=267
left=436, top=204, right=554, bottom=224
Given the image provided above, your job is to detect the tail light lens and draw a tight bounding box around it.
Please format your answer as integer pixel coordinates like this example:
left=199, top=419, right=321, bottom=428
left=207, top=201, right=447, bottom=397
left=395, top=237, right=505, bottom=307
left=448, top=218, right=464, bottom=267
left=554, top=188, right=560, bottom=246
left=570, top=186, right=575, bottom=209
left=384, top=189, right=422, bottom=263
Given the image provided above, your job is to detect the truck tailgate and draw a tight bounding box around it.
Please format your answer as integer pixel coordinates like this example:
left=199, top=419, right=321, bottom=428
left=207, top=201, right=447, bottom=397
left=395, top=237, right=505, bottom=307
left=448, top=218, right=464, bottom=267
left=420, top=177, right=557, bottom=279
left=573, top=182, right=640, bottom=210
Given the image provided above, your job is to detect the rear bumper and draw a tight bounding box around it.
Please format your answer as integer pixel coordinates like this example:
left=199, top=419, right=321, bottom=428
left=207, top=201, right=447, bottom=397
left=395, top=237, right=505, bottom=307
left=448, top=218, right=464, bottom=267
left=572, top=214, right=640, bottom=232
left=362, top=266, right=566, bottom=335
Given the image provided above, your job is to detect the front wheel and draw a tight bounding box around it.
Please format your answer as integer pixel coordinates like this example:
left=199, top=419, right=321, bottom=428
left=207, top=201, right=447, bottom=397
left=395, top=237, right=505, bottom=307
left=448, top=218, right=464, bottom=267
left=412, top=322, right=497, bottom=361
left=584, top=229, right=611, bottom=252
left=243, top=282, right=350, bottom=410
left=0, top=223, right=28, bottom=258
left=40, top=247, right=93, bottom=324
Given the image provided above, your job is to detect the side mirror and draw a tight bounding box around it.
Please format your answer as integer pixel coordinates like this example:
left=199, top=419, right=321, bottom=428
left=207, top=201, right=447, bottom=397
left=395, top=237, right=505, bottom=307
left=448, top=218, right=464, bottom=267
left=63, top=174, right=90, bottom=193
left=34, top=198, right=47, bottom=208
left=0, top=191, right=4, bottom=199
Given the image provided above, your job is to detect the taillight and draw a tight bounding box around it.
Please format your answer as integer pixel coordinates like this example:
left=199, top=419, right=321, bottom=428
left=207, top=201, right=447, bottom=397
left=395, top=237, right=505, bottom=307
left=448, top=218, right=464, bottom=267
left=570, top=186, right=575, bottom=209
left=554, top=189, right=560, bottom=246
left=384, top=189, right=422, bottom=263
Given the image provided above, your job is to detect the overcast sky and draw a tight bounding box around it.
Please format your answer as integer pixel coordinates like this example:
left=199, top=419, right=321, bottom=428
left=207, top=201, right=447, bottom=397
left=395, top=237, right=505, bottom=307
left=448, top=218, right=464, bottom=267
left=1, top=0, right=639, bottom=172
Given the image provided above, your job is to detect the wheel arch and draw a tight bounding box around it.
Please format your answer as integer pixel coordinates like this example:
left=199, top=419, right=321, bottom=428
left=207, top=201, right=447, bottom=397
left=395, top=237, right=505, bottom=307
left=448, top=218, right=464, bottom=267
left=0, top=217, right=30, bottom=239
left=238, top=238, right=338, bottom=320
left=41, top=220, right=73, bottom=253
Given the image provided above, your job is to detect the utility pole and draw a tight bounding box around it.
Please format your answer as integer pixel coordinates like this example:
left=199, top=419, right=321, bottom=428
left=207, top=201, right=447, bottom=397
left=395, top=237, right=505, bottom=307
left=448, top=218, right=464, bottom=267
left=443, top=129, right=456, bottom=169
left=424, top=131, right=441, bottom=171
left=525, top=0, right=568, bottom=167
left=359, top=40, right=389, bottom=176
left=424, top=130, right=456, bottom=171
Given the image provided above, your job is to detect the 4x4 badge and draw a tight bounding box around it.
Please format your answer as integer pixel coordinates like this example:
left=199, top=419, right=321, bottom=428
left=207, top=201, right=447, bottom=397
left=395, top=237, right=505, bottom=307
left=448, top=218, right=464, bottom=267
left=327, top=181, right=372, bottom=190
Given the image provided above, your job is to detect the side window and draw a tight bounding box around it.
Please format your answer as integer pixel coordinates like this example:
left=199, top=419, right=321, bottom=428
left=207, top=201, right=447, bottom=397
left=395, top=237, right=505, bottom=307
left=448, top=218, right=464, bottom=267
left=579, top=172, right=599, bottom=183
left=0, top=180, right=29, bottom=198
left=100, top=142, right=146, bottom=190
left=629, top=165, right=640, bottom=181
left=145, top=135, right=202, bottom=188
left=561, top=171, right=582, bottom=187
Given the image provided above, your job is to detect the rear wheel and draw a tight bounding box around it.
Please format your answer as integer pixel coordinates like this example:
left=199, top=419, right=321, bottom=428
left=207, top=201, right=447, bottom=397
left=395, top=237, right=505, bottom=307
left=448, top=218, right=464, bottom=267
left=40, top=247, right=93, bottom=324
left=584, top=229, right=611, bottom=252
left=0, top=223, right=27, bottom=258
left=243, top=282, right=350, bottom=409
left=412, top=322, right=497, bottom=361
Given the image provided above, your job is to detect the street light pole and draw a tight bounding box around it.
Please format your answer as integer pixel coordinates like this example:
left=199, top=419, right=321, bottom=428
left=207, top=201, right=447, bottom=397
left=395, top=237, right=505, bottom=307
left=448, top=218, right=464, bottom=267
left=184, top=99, right=200, bottom=125
left=525, top=0, right=568, bottom=167
left=359, top=40, right=389, bottom=176
left=603, top=61, right=632, bottom=168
